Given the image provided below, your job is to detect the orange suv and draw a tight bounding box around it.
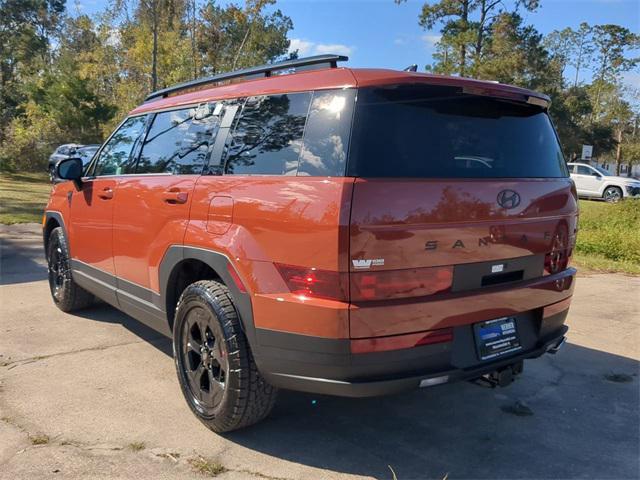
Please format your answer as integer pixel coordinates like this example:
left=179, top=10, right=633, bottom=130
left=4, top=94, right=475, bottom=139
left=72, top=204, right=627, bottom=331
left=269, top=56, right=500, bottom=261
left=44, top=55, right=577, bottom=432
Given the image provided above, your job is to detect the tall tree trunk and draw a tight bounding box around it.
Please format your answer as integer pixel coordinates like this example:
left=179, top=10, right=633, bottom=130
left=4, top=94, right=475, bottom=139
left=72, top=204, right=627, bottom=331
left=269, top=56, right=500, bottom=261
left=151, top=0, right=159, bottom=91
left=459, top=0, right=469, bottom=76
left=189, top=0, right=197, bottom=79
left=573, top=38, right=583, bottom=87
left=232, top=22, right=252, bottom=70
left=615, top=128, right=623, bottom=175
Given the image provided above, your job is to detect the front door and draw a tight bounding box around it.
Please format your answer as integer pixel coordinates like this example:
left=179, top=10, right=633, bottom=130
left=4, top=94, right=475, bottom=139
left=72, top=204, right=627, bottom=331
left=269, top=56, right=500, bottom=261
left=68, top=116, right=148, bottom=302
left=573, top=164, right=602, bottom=195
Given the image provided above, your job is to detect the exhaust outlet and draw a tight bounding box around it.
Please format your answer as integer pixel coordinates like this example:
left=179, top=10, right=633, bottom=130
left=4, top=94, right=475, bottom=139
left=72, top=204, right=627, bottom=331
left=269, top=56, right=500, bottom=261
left=547, top=336, right=567, bottom=355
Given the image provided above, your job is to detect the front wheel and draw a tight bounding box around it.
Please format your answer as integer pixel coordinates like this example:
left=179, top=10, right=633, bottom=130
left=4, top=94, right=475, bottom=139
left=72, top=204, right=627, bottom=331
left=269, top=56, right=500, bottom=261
left=603, top=186, right=623, bottom=203
left=173, top=280, right=277, bottom=432
left=47, top=227, right=94, bottom=312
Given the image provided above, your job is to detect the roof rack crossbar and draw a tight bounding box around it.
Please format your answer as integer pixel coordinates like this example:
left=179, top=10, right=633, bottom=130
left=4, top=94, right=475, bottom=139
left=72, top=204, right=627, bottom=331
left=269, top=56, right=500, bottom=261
left=144, top=54, right=348, bottom=103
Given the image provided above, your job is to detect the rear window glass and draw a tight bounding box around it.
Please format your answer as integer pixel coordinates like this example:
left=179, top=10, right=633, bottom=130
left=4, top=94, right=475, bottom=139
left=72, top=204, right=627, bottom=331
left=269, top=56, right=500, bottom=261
left=348, top=85, right=567, bottom=178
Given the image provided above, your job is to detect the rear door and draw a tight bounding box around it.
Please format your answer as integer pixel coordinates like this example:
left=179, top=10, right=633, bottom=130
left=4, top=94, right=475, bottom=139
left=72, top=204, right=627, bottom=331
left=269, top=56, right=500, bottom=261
left=112, top=103, right=222, bottom=311
left=347, top=84, right=577, bottom=310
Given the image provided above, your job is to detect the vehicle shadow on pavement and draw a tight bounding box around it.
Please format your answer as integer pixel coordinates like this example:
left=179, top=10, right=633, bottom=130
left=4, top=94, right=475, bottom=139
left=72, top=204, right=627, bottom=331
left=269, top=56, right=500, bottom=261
left=73, top=303, right=173, bottom=356
left=222, top=343, right=639, bottom=480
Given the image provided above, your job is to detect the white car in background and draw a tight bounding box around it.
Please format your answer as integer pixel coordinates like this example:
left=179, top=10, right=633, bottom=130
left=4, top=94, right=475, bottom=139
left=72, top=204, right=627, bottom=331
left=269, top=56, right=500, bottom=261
left=568, top=162, right=640, bottom=202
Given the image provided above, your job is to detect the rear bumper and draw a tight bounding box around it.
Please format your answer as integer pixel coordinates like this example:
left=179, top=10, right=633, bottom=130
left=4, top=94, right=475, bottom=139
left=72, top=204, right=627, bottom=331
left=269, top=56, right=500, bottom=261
left=261, top=328, right=567, bottom=397
left=254, top=268, right=575, bottom=397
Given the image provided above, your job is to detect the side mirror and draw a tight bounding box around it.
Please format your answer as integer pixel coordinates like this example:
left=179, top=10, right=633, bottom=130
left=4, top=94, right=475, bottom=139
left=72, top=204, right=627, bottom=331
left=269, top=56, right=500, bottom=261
left=56, top=157, right=84, bottom=189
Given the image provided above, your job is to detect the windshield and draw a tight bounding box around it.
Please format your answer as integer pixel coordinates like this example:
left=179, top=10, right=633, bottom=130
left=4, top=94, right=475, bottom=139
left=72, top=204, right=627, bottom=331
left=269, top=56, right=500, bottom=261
left=348, top=84, right=568, bottom=178
left=594, top=165, right=612, bottom=176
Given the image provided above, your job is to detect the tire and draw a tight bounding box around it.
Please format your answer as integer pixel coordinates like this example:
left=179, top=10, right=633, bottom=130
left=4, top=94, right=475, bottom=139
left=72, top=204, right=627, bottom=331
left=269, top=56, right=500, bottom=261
left=46, top=227, right=94, bottom=312
left=603, top=186, right=623, bottom=203
left=173, top=280, right=277, bottom=432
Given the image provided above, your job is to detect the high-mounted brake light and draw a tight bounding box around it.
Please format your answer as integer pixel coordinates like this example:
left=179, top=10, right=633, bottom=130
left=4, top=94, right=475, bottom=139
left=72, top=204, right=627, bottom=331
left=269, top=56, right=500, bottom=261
left=350, top=266, right=453, bottom=301
left=275, top=264, right=348, bottom=301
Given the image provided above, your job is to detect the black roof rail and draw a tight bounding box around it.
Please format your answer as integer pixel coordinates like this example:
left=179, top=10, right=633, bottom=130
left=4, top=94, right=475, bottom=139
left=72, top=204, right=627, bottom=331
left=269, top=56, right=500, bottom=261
left=144, top=54, right=349, bottom=103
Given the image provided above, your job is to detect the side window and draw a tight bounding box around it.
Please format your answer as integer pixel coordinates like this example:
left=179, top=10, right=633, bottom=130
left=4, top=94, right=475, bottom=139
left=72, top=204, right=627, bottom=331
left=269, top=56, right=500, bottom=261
left=136, top=104, right=220, bottom=175
left=576, top=165, right=592, bottom=175
left=93, top=116, right=147, bottom=176
left=225, top=92, right=312, bottom=175
left=298, top=89, right=356, bottom=176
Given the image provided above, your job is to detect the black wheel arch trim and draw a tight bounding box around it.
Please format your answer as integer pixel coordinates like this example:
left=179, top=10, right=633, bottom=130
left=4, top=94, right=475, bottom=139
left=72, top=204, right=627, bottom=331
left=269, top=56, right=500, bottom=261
left=158, top=245, right=257, bottom=349
left=43, top=211, right=68, bottom=255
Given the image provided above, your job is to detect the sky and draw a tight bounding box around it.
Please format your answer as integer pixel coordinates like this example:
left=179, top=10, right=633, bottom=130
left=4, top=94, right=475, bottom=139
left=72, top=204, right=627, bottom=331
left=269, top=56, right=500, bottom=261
left=74, top=0, right=640, bottom=87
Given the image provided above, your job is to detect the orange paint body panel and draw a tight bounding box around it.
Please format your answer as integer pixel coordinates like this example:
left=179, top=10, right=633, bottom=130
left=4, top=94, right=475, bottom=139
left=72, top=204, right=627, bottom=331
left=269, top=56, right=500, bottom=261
left=184, top=175, right=354, bottom=337
left=113, top=175, right=197, bottom=291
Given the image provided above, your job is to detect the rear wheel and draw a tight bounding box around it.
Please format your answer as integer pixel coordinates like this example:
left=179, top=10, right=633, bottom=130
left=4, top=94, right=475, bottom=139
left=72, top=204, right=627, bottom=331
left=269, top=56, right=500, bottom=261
left=173, top=280, right=277, bottom=432
left=47, top=227, right=94, bottom=312
left=603, top=186, right=622, bottom=203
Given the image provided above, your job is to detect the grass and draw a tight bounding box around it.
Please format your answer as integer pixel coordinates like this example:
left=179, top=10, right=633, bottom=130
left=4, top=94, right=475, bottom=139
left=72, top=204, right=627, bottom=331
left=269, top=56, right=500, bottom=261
left=188, top=456, right=227, bottom=477
left=0, top=172, right=51, bottom=224
left=128, top=441, right=146, bottom=452
left=29, top=434, right=50, bottom=445
left=574, top=199, right=640, bottom=275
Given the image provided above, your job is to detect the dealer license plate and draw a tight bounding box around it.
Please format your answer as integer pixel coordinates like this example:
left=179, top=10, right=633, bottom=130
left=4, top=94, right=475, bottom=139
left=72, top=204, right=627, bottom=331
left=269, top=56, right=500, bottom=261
left=474, top=317, right=522, bottom=361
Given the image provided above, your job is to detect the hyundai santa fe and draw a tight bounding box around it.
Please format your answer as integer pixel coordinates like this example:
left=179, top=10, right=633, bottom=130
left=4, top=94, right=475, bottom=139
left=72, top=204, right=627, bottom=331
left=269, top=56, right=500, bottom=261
left=44, top=54, right=577, bottom=432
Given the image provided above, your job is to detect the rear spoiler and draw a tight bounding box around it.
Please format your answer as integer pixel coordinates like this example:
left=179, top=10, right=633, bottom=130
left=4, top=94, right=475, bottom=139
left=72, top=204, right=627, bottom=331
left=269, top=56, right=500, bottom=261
left=462, top=85, right=550, bottom=109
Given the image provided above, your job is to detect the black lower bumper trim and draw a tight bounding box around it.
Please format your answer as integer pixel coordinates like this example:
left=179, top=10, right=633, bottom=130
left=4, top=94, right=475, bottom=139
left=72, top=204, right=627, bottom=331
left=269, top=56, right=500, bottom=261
left=260, top=326, right=568, bottom=398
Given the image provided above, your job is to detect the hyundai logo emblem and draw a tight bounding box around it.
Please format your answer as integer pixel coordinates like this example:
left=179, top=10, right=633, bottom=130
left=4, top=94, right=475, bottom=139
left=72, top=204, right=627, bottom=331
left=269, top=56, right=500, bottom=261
left=497, top=189, right=521, bottom=209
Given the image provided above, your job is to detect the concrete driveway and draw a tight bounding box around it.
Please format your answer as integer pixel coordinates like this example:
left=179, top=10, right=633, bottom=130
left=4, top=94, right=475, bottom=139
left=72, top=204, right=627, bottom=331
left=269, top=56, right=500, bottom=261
left=1, top=224, right=638, bottom=480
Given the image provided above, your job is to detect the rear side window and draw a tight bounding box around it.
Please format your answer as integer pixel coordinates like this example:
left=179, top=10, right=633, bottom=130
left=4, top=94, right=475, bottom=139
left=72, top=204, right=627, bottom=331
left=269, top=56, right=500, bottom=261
left=348, top=85, right=567, bottom=178
left=94, top=116, right=147, bottom=176
left=298, top=89, right=355, bottom=176
left=136, top=104, right=220, bottom=175
left=225, top=92, right=312, bottom=175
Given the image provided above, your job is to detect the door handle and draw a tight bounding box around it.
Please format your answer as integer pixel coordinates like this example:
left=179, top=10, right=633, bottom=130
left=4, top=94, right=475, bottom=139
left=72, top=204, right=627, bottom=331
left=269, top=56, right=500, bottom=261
left=162, top=190, right=188, bottom=204
left=98, top=187, right=113, bottom=200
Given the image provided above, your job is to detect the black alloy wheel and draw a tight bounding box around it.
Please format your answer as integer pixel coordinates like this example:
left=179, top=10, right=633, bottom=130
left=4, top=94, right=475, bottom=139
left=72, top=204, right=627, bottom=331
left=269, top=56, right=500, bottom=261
left=179, top=305, right=228, bottom=413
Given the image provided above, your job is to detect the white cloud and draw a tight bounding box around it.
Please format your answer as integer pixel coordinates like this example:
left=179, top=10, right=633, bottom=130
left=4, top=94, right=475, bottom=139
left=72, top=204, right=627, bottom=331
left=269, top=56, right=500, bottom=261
left=315, top=43, right=353, bottom=56
left=394, top=36, right=408, bottom=46
left=289, top=38, right=354, bottom=57
left=289, top=38, right=314, bottom=56
left=421, top=34, right=442, bottom=48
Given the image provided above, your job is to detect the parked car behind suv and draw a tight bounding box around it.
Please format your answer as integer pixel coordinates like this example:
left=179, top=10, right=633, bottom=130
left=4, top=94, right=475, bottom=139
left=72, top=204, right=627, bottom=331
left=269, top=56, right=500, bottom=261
left=568, top=162, right=640, bottom=202
left=48, top=144, right=100, bottom=180
left=44, top=55, right=577, bottom=432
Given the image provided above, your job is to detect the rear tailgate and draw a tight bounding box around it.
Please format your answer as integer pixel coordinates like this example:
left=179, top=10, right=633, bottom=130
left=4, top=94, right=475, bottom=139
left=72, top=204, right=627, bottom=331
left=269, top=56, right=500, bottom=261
left=347, top=83, right=577, bottom=338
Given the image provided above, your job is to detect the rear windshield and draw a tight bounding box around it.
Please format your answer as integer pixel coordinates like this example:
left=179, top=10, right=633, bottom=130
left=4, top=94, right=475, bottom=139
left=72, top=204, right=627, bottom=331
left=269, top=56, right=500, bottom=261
left=347, top=85, right=567, bottom=178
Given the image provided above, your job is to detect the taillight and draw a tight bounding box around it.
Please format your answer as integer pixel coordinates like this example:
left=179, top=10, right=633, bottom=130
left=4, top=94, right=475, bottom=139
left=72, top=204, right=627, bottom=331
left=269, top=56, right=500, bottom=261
left=350, top=266, right=453, bottom=301
left=545, top=227, right=571, bottom=275
left=275, top=264, right=348, bottom=301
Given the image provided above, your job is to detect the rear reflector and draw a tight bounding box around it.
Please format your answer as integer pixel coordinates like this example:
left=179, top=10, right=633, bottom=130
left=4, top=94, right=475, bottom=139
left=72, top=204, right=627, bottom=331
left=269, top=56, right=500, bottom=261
left=350, top=266, right=452, bottom=301
left=275, top=263, right=348, bottom=301
left=350, top=328, right=453, bottom=354
left=226, top=264, right=247, bottom=293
